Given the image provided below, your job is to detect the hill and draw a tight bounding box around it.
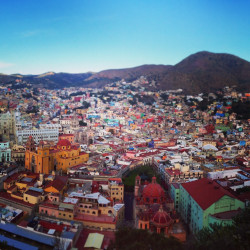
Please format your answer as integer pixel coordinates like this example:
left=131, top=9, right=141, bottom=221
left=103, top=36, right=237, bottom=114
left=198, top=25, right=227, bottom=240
left=156, top=51, right=250, bottom=94
left=1, top=51, right=250, bottom=94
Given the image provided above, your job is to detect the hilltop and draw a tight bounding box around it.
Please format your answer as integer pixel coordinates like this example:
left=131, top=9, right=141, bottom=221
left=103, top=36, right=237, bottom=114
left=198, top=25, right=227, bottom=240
left=1, top=51, right=250, bottom=94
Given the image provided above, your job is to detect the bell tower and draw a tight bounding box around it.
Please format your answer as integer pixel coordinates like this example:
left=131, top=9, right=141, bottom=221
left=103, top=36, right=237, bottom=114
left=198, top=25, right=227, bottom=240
left=26, top=136, right=35, bottom=152
left=37, top=142, right=50, bottom=174
left=25, top=136, right=36, bottom=171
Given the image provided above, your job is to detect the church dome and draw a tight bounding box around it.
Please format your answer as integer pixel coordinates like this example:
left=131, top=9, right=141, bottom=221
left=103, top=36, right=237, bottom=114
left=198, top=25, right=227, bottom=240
left=57, top=139, right=71, bottom=147
left=142, top=177, right=165, bottom=204
left=142, top=183, right=165, bottom=198
left=152, top=207, right=173, bottom=227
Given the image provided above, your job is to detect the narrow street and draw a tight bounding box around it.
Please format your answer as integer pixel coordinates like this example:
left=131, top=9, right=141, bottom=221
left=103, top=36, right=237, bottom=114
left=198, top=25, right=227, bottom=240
left=124, top=192, right=135, bottom=227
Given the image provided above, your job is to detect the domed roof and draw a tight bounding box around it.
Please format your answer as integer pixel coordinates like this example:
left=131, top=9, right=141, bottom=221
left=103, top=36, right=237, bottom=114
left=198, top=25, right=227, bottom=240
left=142, top=180, right=165, bottom=198
left=152, top=207, right=173, bottom=226
left=57, top=139, right=71, bottom=147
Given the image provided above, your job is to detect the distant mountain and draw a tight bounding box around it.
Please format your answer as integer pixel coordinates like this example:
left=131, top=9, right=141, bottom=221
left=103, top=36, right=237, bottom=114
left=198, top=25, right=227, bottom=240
left=1, top=51, right=250, bottom=94
left=156, top=51, right=250, bottom=94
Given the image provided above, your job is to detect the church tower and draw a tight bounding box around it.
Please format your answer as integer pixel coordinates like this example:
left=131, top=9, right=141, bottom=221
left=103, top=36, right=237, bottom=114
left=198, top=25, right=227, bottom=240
left=36, top=141, right=50, bottom=174
left=25, top=136, right=36, bottom=171
left=134, top=175, right=141, bottom=197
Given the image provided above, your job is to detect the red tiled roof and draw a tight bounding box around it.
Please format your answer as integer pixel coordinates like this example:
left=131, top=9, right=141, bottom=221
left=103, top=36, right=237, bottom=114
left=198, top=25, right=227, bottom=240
left=181, top=178, right=240, bottom=210
left=57, top=139, right=71, bottom=147
left=165, top=169, right=181, bottom=176
left=45, top=176, right=68, bottom=192
left=40, top=202, right=59, bottom=209
left=0, top=192, right=34, bottom=207
left=25, top=190, right=43, bottom=197
left=210, top=209, right=241, bottom=220
left=74, top=213, right=116, bottom=224
left=108, top=178, right=122, bottom=183
left=39, top=220, right=70, bottom=232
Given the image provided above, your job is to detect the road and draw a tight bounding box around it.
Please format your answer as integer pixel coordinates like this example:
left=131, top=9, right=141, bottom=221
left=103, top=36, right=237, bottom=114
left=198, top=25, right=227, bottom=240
left=124, top=192, right=134, bottom=224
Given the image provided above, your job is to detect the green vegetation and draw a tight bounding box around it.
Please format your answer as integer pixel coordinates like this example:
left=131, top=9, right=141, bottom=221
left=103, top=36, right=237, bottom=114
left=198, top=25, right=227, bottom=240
left=231, top=101, right=250, bottom=120
left=189, top=208, right=250, bottom=250
left=108, top=227, right=182, bottom=250
left=79, top=120, right=87, bottom=126
left=122, top=164, right=160, bottom=192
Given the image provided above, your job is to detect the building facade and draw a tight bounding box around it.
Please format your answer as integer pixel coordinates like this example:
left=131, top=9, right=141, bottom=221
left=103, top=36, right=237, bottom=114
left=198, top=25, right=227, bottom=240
left=179, top=178, right=245, bottom=234
left=25, top=137, right=89, bottom=174
left=0, top=141, right=11, bottom=163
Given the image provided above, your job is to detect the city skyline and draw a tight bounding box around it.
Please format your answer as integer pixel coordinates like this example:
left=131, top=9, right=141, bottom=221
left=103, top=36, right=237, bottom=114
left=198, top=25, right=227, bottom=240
left=1, top=0, right=250, bottom=74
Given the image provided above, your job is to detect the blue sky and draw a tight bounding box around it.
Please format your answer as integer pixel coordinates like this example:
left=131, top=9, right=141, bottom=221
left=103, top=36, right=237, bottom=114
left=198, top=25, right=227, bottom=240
left=0, top=0, right=250, bottom=74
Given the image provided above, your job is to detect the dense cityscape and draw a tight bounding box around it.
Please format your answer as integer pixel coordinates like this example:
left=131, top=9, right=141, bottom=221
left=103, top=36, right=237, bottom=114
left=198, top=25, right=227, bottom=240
left=0, top=75, right=249, bottom=249
left=1, top=0, right=250, bottom=249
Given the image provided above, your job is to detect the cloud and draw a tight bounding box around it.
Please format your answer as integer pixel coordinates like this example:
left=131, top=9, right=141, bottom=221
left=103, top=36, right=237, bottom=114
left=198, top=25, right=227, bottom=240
left=0, top=61, right=14, bottom=69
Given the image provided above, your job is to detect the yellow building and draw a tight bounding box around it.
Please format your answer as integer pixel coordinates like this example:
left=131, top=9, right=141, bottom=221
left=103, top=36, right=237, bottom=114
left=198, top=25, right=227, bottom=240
left=108, top=178, right=124, bottom=202
left=23, top=188, right=46, bottom=204
left=25, top=137, right=89, bottom=174
left=11, top=144, right=25, bottom=165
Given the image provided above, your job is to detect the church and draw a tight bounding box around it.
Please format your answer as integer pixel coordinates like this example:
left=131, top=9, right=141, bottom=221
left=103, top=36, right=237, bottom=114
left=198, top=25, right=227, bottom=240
left=134, top=175, right=186, bottom=242
left=25, top=136, right=89, bottom=174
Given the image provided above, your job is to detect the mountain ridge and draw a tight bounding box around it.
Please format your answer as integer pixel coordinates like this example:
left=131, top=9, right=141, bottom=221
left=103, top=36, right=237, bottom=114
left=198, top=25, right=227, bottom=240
left=1, top=51, right=250, bottom=94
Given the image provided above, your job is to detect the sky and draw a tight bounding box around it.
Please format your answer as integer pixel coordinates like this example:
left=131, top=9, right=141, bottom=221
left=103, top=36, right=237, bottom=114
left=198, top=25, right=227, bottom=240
left=0, top=0, right=250, bottom=75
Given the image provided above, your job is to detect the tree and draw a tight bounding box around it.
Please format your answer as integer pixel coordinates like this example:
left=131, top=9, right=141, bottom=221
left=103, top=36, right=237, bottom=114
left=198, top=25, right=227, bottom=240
left=189, top=208, right=250, bottom=250
left=108, top=227, right=182, bottom=250
left=79, top=120, right=87, bottom=126
left=82, top=101, right=91, bottom=109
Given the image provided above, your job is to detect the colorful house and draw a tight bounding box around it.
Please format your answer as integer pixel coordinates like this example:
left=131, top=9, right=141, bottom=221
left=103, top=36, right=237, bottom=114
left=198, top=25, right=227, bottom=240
left=0, top=141, right=11, bottom=163
left=170, top=183, right=180, bottom=211
left=179, top=178, right=245, bottom=234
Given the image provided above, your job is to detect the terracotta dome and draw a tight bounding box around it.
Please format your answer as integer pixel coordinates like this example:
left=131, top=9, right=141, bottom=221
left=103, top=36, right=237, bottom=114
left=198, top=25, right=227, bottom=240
left=57, top=139, right=71, bottom=147
left=142, top=183, right=165, bottom=198
left=152, top=207, right=173, bottom=227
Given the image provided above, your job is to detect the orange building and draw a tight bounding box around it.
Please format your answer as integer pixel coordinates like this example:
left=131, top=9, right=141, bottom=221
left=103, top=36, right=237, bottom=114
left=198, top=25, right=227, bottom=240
left=25, top=136, right=89, bottom=174
left=59, top=134, right=75, bottom=144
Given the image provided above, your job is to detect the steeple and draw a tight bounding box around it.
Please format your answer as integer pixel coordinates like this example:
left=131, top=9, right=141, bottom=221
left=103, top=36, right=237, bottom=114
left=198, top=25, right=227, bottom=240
left=26, top=136, right=35, bottom=152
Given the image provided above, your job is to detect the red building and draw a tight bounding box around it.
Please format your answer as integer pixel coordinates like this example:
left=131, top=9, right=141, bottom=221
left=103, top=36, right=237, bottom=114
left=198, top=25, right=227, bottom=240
left=134, top=175, right=186, bottom=242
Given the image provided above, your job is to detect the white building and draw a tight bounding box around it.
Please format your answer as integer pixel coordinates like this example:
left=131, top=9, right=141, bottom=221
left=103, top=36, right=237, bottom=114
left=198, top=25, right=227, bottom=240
left=16, top=127, right=59, bottom=145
